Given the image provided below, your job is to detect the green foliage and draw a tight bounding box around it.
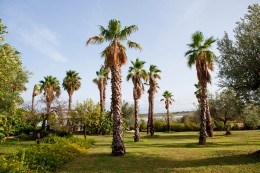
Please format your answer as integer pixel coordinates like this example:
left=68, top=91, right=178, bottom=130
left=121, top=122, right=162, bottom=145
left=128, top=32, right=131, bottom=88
left=209, top=89, right=244, bottom=130
left=70, top=99, right=112, bottom=135
left=154, top=119, right=200, bottom=132
left=139, top=120, right=146, bottom=132
left=122, top=100, right=134, bottom=130
left=0, top=135, right=94, bottom=172
left=0, top=20, right=31, bottom=138
left=122, top=100, right=134, bottom=119
left=242, top=105, right=260, bottom=130
left=99, top=112, right=112, bottom=135
left=217, top=4, right=260, bottom=104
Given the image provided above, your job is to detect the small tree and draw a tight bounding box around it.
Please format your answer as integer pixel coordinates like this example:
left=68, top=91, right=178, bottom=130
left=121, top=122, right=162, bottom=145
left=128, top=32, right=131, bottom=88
left=126, top=58, right=147, bottom=142
left=70, top=99, right=101, bottom=138
left=209, top=89, right=243, bottom=135
left=39, top=76, right=61, bottom=130
left=147, top=65, right=161, bottom=136
left=161, top=91, right=174, bottom=132
left=62, top=70, right=81, bottom=111
left=93, top=66, right=109, bottom=113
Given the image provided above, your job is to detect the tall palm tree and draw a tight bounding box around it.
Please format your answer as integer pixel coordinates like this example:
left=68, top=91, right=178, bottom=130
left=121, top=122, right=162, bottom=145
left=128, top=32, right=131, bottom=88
left=39, top=76, right=61, bottom=130
left=185, top=31, right=216, bottom=144
left=32, top=84, right=41, bottom=113
left=62, top=70, right=81, bottom=111
left=86, top=19, right=141, bottom=156
left=93, top=65, right=109, bottom=113
left=147, top=65, right=161, bottom=136
left=161, top=91, right=174, bottom=132
left=194, top=83, right=212, bottom=138
left=126, top=58, right=147, bottom=142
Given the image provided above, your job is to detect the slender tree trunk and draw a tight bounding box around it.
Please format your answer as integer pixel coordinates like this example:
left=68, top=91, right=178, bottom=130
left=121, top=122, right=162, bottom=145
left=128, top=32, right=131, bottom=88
left=150, top=91, right=155, bottom=136
left=199, top=79, right=207, bottom=145
left=100, top=80, right=104, bottom=113
left=133, top=89, right=140, bottom=142
left=103, top=86, right=106, bottom=113
left=147, top=90, right=151, bottom=134
left=83, top=123, right=87, bottom=139
left=206, top=98, right=214, bottom=137
left=32, top=95, right=35, bottom=113
left=167, top=108, right=170, bottom=132
left=42, top=102, right=51, bottom=131
left=111, top=65, right=125, bottom=156
left=69, top=94, right=72, bottom=111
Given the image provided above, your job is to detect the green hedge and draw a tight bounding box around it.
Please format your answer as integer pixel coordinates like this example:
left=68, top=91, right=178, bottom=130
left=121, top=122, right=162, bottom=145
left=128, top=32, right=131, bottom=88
left=153, top=119, right=200, bottom=132
left=0, top=135, right=94, bottom=173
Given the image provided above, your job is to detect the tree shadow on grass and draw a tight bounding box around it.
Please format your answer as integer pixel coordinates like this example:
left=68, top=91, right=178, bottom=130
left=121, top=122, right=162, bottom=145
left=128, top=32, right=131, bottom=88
left=61, top=152, right=259, bottom=172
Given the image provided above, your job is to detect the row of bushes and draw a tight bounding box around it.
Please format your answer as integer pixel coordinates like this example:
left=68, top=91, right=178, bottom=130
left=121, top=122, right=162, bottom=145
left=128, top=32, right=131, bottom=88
left=127, top=119, right=260, bottom=132
left=153, top=120, right=200, bottom=132
left=127, top=119, right=200, bottom=132
left=0, top=135, right=94, bottom=173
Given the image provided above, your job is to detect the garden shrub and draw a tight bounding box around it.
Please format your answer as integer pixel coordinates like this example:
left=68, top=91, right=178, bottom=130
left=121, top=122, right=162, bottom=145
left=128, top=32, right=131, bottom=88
left=153, top=119, right=200, bottom=132
left=0, top=135, right=94, bottom=173
left=139, top=120, right=146, bottom=132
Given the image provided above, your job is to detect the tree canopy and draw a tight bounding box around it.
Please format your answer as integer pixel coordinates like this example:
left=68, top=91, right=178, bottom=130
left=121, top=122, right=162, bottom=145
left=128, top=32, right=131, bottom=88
left=217, top=4, right=260, bottom=104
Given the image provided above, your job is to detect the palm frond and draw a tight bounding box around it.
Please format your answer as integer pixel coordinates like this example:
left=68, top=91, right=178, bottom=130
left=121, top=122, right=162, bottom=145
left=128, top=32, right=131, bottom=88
left=127, top=41, right=142, bottom=51
left=86, top=36, right=104, bottom=45
left=119, top=25, right=138, bottom=40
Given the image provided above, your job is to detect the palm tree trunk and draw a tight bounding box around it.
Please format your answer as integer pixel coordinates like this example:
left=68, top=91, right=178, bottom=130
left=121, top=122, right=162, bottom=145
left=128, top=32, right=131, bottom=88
left=69, top=94, right=72, bottom=111
left=111, top=65, right=125, bottom=156
left=199, top=80, right=207, bottom=145
left=150, top=91, right=155, bottom=136
left=147, top=90, right=151, bottom=134
left=100, top=80, right=104, bottom=113
left=167, top=108, right=170, bottom=132
left=32, top=95, right=35, bottom=113
left=45, top=102, right=51, bottom=131
left=206, top=98, right=214, bottom=137
left=133, top=89, right=140, bottom=142
left=103, top=86, right=106, bottom=113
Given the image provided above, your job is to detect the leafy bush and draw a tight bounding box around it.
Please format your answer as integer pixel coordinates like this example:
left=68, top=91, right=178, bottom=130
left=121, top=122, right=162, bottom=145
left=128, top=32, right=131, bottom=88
left=99, top=113, right=112, bottom=135
left=0, top=135, right=94, bottom=172
left=214, top=121, right=225, bottom=131
left=153, top=119, right=200, bottom=132
left=139, top=120, right=146, bottom=132
left=154, top=119, right=168, bottom=132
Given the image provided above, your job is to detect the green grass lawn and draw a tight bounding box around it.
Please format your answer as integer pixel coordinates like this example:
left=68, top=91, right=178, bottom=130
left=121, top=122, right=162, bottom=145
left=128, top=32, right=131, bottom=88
left=57, top=130, right=260, bottom=173
left=0, top=138, right=35, bottom=155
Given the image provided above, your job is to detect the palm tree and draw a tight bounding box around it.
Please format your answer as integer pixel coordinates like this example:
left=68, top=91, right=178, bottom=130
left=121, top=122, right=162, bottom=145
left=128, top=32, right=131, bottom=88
left=62, top=70, right=81, bottom=111
left=185, top=31, right=216, bottom=144
left=194, top=83, right=212, bottom=138
left=32, top=84, right=41, bottom=113
left=93, top=65, right=109, bottom=113
left=161, top=91, right=174, bottom=132
left=86, top=19, right=141, bottom=156
left=126, top=58, right=147, bottom=142
left=147, top=65, right=161, bottom=136
left=39, top=76, right=61, bottom=130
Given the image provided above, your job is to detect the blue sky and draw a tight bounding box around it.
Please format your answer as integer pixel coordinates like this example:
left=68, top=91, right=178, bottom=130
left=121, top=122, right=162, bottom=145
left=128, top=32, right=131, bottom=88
left=0, top=0, right=258, bottom=113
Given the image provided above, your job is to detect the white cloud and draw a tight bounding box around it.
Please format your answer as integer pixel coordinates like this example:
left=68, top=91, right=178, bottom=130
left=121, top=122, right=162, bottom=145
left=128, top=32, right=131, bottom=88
left=4, top=6, right=67, bottom=62
left=18, top=23, right=67, bottom=62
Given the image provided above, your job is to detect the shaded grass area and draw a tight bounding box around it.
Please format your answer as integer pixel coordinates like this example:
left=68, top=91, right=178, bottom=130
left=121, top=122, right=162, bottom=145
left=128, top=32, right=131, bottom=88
left=0, top=138, right=35, bottom=154
left=58, top=130, right=260, bottom=173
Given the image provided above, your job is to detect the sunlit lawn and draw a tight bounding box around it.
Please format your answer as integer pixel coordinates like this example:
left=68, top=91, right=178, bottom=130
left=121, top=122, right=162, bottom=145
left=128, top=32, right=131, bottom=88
left=57, top=130, right=260, bottom=173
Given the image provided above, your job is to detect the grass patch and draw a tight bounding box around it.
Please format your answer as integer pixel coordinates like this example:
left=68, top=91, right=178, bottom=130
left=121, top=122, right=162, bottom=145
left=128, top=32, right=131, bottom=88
left=58, top=130, right=260, bottom=173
